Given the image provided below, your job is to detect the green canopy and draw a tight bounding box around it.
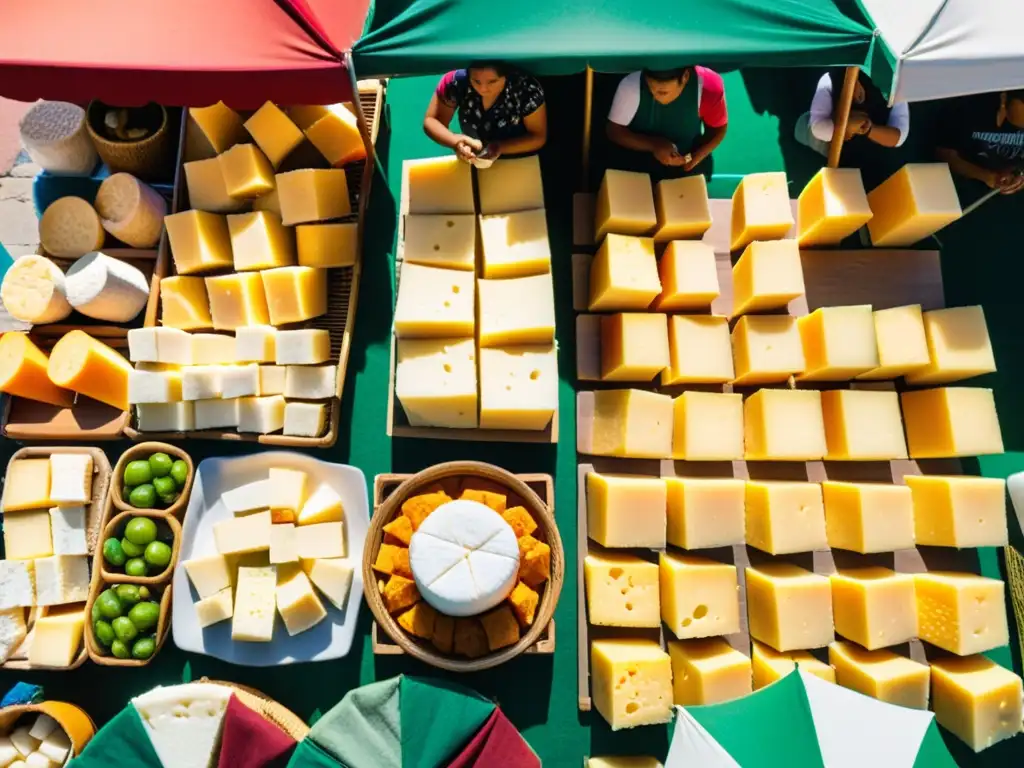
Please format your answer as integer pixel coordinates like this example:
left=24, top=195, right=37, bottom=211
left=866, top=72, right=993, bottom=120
left=353, top=0, right=877, bottom=77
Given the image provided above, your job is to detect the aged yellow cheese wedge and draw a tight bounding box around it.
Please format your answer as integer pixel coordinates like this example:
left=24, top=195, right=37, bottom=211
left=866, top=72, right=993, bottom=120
left=798, top=305, right=879, bottom=381
left=590, top=639, right=672, bottom=730
left=820, top=389, right=908, bottom=460
left=477, top=156, right=544, bottom=214
left=164, top=210, right=234, bottom=275
left=651, top=241, right=718, bottom=310
left=205, top=272, right=270, bottom=330
left=159, top=276, right=213, bottom=330
left=731, top=315, right=805, bottom=385
left=731, top=240, right=804, bottom=316
left=276, top=169, right=351, bottom=225
left=260, top=266, right=328, bottom=326
left=600, top=313, right=669, bottom=382
left=586, top=471, right=667, bottom=547
left=584, top=551, right=660, bottom=627
left=744, top=389, right=826, bottom=461
left=660, top=553, right=740, bottom=640
left=2, top=458, right=51, bottom=512
left=797, top=167, right=872, bottom=247
left=227, top=211, right=296, bottom=271
left=588, top=234, right=661, bottom=311
left=595, top=169, right=656, bottom=241
left=914, top=572, right=1009, bottom=655
left=669, top=638, right=751, bottom=706
left=183, top=157, right=247, bottom=213
left=857, top=304, right=930, bottom=380
left=822, top=481, right=915, bottom=553
left=665, top=477, right=745, bottom=550
left=930, top=655, right=1024, bottom=752
left=0, top=332, right=73, bottom=407
left=731, top=172, right=793, bottom=251
left=752, top=640, right=835, bottom=690
left=900, top=387, right=1004, bottom=458
left=305, top=104, right=367, bottom=167
left=393, top=262, right=475, bottom=339
left=28, top=605, right=84, bottom=668
left=745, top=481, right=827, bottom=555
left=672, top=391, right=743, bottom=461
left=653, top=175, right=711, bottom=241
left=244, top=102, right=304, bottom=169
left=662, top=315, right=733, bottom=385
left=905, top=306, right=996, bottom=385
left=478, top=344, right=557, bottom=430
left=47, top=329, right=132, bottom=409
left=590, top=389, right=673, bottom=458
left=395, top=337, right=477, bottom=429
left=867, top=163, right=961, bottom=246
left=905, top=475, right=1007, bottom=548
left=830, top=567, right=917, bottom=649
left=476, top=272, right=555, bottom=347
left=746, top=563, right=834, bottom=652
left=829, top=641, right=929, bottom=709
left=189, top=102, right=246, bottom=154
left=219, top=143, right=275, bottom=199
left=296, top=222, right=357, bottom=268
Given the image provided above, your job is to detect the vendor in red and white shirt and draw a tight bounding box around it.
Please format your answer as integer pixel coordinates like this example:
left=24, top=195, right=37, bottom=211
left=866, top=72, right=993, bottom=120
left=606, top=67, right=728, bottom=178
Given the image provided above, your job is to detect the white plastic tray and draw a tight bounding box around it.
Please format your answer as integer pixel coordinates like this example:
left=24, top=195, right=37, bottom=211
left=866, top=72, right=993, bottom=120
left=171, top=451, right=368, bottom=666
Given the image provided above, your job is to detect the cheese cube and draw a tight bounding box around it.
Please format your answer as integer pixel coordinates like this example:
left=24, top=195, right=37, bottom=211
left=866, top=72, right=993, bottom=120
left=294, top=522, right=345, bottom=559
left=227, top=211, right=296, bottom=272
left=284, top=365, right=336, bottom=400
left=218, top=143, right=275, bottom=199
left=600, top=313, right=669, bottom=382
left=797, top=168, right=873, bottom=246
left=221, top=479, right=271, bottom=515
left=653, top=175, right=712, bottom=241
left=586, top=472, right=667, bottom=548
left=195, top=588, right=234, bottom=628
left=402, top=214, right=475, bottom=271
left=48, top=330, right=133, bottom=410
left=191, top=333, right=236, bottom=365
left=829, top=641, right=929, bottom=709
left=651, top=241, right=718, bottom=310
left=751, top=640, right=835, bottom=689
left=394, top=262, right=475, bottom=338
left=731, top=172, right=794, bottom=251
left=183, top=157, right=246, bottom=214
left=669, top=638, right=751, bottom=705
left=283, top=402, right=328, bottom=438
left=405, top=156, right=474, bottom=214
left=731, top=315, right=804, bottom=385
left=275, top=329, right=330, bottom=364
left=238, top=395, right=286, bottom=433
left=214, top=510, right=271, bottom=555
left=276, top=565, right=327, bottom=635
left=590, top=389, right=673, bottom=458
left=744, top=389, right=826, bottom=460
left=129, top=327, right=193, bottom=364
left=662, top=315, right=733, bottom=385
left=3, top=511, right=52, bottom=560
left=746, top=563, right=834, bottom=652
left=731, top=240, right=804, bottom=316
left=260, top=266, right=328, bottom=325
left=269, top=524, right=298, bottom=563
left=590, top=639, right=672, bottom=730
left=28, top=715, right=57, bottom=742
left=867, top=163, right=961, bottom=246
left=914, top=572, right=1008, bottom=655
left=3, top=459, right=51, bottom=511
left=396, top=338, right=477, bottom=429
left=588, top=234, right=661, bottom=311
left=244, top=102, right=303, bottom=168
left=479, top=209, right=551, bottom=279
left=34, top=555, right=89, bottom=606
left=906, top=306, right=996, bottom=385
left=8, top=726, right=36, bottom=759
left=477, top=156, right=544, bottom=214
left=822, top=482, right=915, bottom=553
left=798, top=305, right=878, bottom=381
left=584, top=552, right=659, bottom=627
left=49, top=505, right=88, bottom=555
left=184, top=554, right=233, bottom=599
left=672, top=391, right=744, bottom=461
left=479, top=344, right=557, bottom=430
left=745, top=481, right=827, bottom=555
left=205, top=272, right=271, bottom=330
left=905, top=475, right=1008, bottom=548
left=269, top=468, right=307, bottom=519
left=259, top=365, right=287, bottom=396
left=665, top=477, right=745, bottom=549
left=0, top=333, right=73, bottom=408
left=235, top=326, right=277, bottom=363
left=297, top=483, right=344, bottom=526
left=901, top=387, right=1004, bottom=458
left=302, top=558, right=353, bottom=610
left=182, top=366, right=223, bottom=400
left=821, top=389, right=907, bottom=460
left=189, top=102, right=245, bottom=154
left=831, top=567, right=916, bottom=649
left=135, top=402, right=195, bottom=432
left=28, top=606, right=84, bottom=667
left=296, top=222, right=357, bottom=268
left=127, top=368, right=182, bottom=406
left=194, top=398, right=240, bottom=429
left=0, top=561, right=35, bottom=609
left=276, top=169, right=351, bottom=225
left=305, top=104, right=366, bottom=167
left=858, top=304, right=930, bottom=380
left=930, top=655, right=1024, bottom=752
left=660, top=552, right=740, bottom=640
left=38, top=730, right=72, bottom=765
left=477, top=272, right=555, bottom=348
left=232, top=565, right=277, bottom=642
left=595, top=169, right=656, bottom=240
left=159, top=276, right=213, bottom=330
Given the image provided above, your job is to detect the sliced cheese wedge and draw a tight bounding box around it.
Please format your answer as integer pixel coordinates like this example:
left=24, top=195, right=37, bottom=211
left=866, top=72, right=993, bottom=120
left=132, top=683, right=231, bottom=768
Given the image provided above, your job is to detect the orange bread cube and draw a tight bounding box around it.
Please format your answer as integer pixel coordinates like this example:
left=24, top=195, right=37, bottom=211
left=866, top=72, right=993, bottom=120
left=461, top=488, right=507, bottom=513
left=509, top=581, right=540, bottom=626
left=433, top=614, right=455, bottom=654
left=373, top=544, right=411, bottom=578
left=383, top=515, right=414, bottom=546
left=402, top=491, right=451, bottom=529
left=397, top=602, right=437, bottom=639
left=520, top=539, right=551, bottom=587
left=383, top=574, right=420, bottom=614
left=454, top=618, right=489, bottom=658
left=481, top=605, right=522, bottom=651
left=503, top=506, right=538, bottom=538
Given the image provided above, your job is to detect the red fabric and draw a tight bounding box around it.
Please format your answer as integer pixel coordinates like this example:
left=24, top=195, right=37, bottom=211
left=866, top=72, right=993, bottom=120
left=217, top=694, right=297, bottom=768
left=446, top=709, right=540, bottom=768
left=694, top=66, right=729, bottom=128
left=0, top=0, right=371, bottom=108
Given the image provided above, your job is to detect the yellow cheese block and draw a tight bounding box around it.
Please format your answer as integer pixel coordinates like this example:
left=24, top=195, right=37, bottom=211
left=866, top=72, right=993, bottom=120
left=160, top=276, right=213, bottom=330
left=821, top=389, right=908, bottom=460
left=39, top=196, right=105, bottom=259
left=829, top=641, right=929, bottom=709
left=906, top=306, right=996, bottom=385
left=651, top=240, right=718, bottom=311
left=47, top=330, right=132, bottom=410
left=219, top=143, right=275, bottom=199
left=296, top=222, right=357, bottom=268
left=857, top=304, right=930, bottom=380
left=653, top=175, right=711, bottom=241
left=586, top=471, right=667, bottom=548
left=730, top=172, right=793, bottom=251
left=867, top=163, right=962, bottom=246
left=276, top=169, right=351, bottom=226
left=731, top=239, right=804, bottom=316
left=669, top=638, right=751, bottom=706
left=232, top=564, right=277, bottom=642
left=831, top=567, right=916, bottom=650
left=395, top=337, right=477, bottom=429
left=402, top=214, right=475, bottom=271
left=901, top=387, right=1004, bottom=458
left=745, top=481, right=827, bottom=555
left=477, top=156, right=544, bottom=215
left=191, top=333, right=236, bottom=365
left=746, top=563, right=834, bottom=652
left=276, top=564, right=327, bottom=636
left=822, top=481, right=914, bottom=553
left=600, top=313, right=669, bottom=382
left=797, top=167, right=872, bottom=247
left=915, top=572, right=1009, bottom=655
left=798, top=305, right=879, bottom=381
left=477, top=272, right=555, bottom=348
left=253, top=187, right=281, bottom=216
left=665, top=477, right=745, bottom=550
left=393, top=262, right=475, bottom=339
left=205, top=272, right=271, bottom=330
left=595, top=169, right=656, bottom=240
left=751, top=640, right=835, bottom=690
left=3, top=509, right=53, bottom=559
left=590, top=389, right=673, bottom=458
left=731, top=315, right=805, bottom=385
left=0, top=333, right=73, bottom=407
left=660, top=552, right=740, bottom=640
left=672, top=391, right=743, bottom=461
left=478, top=209, right=551, bottom=278
left=744, top=388, right=826, bottom=460
left=28, top=605, right=84, bottom=668
left=244, top=102, right=304, bottom=169
left=405, top=156, right=474, bottom=215
left=930, top=655, right=1024, bottom=752
left=584, top=551, right=660, bottom=627
left=662, top=315, right=733, bottom=385
left=183, top=157, right=247, bottom=214
left=196, top=588, right=234, bottom=628
left=260, top=266, right=328, bottom=326
left=590, top=639, right=673, bottom=730
left=905, top=475, right=1007, bottom=548
left=305, top=104, right=367, bottom=167
left=588, top=234, right=661, bottom=311
left=164, top=210, right=234, bottom=275
left=227, top=211, right=296, bottom=272
left=188, top=102, right=246, bottom=154
left=287, top=105, right=334, bottom=130
left=478, top=344, right=557, bottom=430
left=183, top=554, right=232, bottom=600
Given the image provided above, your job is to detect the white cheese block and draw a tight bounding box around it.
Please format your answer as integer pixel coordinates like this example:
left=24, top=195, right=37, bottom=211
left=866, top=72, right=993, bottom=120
left=220, top=479, right=271, bottom=515
left=127, top=327, right=159, bottom=362
left=34, top=555, right=89, bottom=606
left=269, top=469, right=307, bottom=515
left=49, top=506, right=88, bottom=555
left=238, top=395, right=286, bottom=433
left=94, top=173, right=167, bottom=248
left=128, top=327, right=193, bottom=365
left=27, top=716, right=57, bottom=742
left=232, top=566, right=277, bottom=643
left=0, top=255, right=72, bottom=324
left=64, top=251, right=150, bottom=322
left=24, top=752, right=49, bottom=768
left=0, top=609, right=27, bottom=664
left=48, top=453, right=92, bottom=505
left=295, top=522, right=345, bottom=559
left=0, top=736, right=19, bottom=767
left=297, top=483, right=343, bottom=525
left=183, top=555, right=233, bottom=600
left=37, top=730, right=70, bottom=766
left=276, top=566, right=327, bottom=636
left=221, top=364, right=260, bottom=399
left=274, top=329, right=331, bottom=365
left=283, top=401, right=327, bottom=437
left=302, top=558, right=353, bottom=610
left=19, top=101, right=98, bottom=175
left=194, top=588, right=234, bottom=628
left=39, top=196, right=104, bottom=259
left=8, top=728, right=36, bottom=758
left=136, top=402, right=195, bottom=432
left=235, top=326, right=277, bottom=362
left=214, top=510, right=272, bottom=555
left=182, top=366, right=223, bottom=400
left=129, top=369, right=183, bottom=404
left=191, top=334, right=236, bottom=365
left=259, top=365, right=287, bottom=395
left=409, top=499, right=520, bottom=616
left=284, top=365, right=337, bottom=399
left=132, top=683, right=231, bottom=768
left=194, top=398, right=239, bottom=429
left=269, top=524, right=298, bottom=563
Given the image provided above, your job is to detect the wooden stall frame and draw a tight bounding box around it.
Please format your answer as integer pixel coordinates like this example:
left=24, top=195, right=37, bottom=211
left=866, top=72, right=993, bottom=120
left=828, top=66, right=861, bottom=169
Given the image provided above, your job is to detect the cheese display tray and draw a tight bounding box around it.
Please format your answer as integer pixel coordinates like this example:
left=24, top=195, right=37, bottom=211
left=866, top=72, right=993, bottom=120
left=171, top=452, right=368, bottom=666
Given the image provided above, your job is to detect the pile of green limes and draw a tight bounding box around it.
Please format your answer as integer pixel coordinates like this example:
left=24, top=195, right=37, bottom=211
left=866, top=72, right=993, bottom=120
left=121, top=452, right=189, bottom=509
left=91, top=585, right=161, bottom=660
left=102, top=517, right=173, bottom=577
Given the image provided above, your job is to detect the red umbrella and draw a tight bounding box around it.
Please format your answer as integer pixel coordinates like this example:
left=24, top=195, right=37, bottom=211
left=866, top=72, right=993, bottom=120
left=0, top=0, right=371, bottom=108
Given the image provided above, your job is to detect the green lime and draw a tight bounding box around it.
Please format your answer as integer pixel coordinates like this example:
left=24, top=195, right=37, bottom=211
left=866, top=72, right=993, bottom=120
left=138, top=586, right=151, bottom=600
left=158, top=492, right=178, bottom=508
left=110, top=640, right=130, bottom=659
left=123, top=460, right=153, bottom=487
left=129, top=484, right=156, bottom=509
left=148, top=453, right=173, bottom=478
left=125, top=558, right=148, bottom=577
left=170, top=460, right=188, bottom=488
left=91, top=601, right=101, bottom=622
left=120, top=538, right=145, bottom=558
left=115, top=584, right=141, bottom=606
left=125, top=517, right=158, bottom=546
left=112, top=616, right=139, bottom=643
left=121, top=486, right=132, bottom=500
left=96, top=590, right=123, bottom=620
left=93, top=620, right=115, bottom=647
left=102, top=538, right=126, bottom=567
left=128, top=601, right=160, bottom=632
left=131, top=637, right=156, bottom=660
left=152, top=475, right=176, bottom=498
left=144, top=541, right=172, bottom=569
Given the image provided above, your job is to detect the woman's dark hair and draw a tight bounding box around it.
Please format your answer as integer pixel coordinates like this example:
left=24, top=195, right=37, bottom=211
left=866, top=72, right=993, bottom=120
left=468, top=61, right=510, bottom=78
left=643, top=67, right=691, bottom=83
left=828, top=68, right=890, bottom=125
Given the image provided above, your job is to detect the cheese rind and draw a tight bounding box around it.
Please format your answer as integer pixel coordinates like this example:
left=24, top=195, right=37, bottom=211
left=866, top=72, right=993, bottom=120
left=731, top=315, right=804, bottom=385
left=584, top=552, right=660, bottom=627
left=668, top=638, right=752, bottom=706
left=746, top=563, right=834, bottom=652
left=587, top=472, right=667, bottom=548
left=477, top=156, right=545, bottom=214
left=394, top=262, right=475, bottom=339
left=39, top=196, right=104, bottom=259
left=821, top=389, right=908, bottom=460
left=914, top=572, right=1009, bottom=655
left=296, top=222, right=358, bottom=268
left=672, top=391, right=744, bottom=461
left=478, top=344, right=557, bottom=430
left=0, top=333, right=73, bottom=407
left=744, top=389, right=826, bottom=461
left=1, top=255, right=72, bottom=324
left=797, top=168, right=872, bottom=246
left=164, top=210, right=234, bottom=275
left=244, top=102, right=304, bottom=168
left=205, top=271, right=271, bottom=330
left=665, top=477, right=745, bottom=549
left=867, top=163, right=962, bottom=246
left=219, top=143, right=275, bottom=199
left=900, top=387, right=1004, bottom=458
left=858, top=304, right=930, bottom=379
left=47, top=330, right=132, bottom=410
left=662, top=315, right=733, bottom=385
left=731, top=240, right=804, bottom=316
left=590, top=389, right=673, bottom=458
left=652, top=241, right=718, bottom=310
left=905, top=475, right=1008, bottom=548
left=591, top=639, right=672, bottom=730
left=829, top=641, right=929, bottom=709
left=405, top=156, right=474, bottom=215
left=730, top=172, right=794, bottom=251
left=601, top=313, right=669, bottom=382
left=159, top=276, right=213, bottom=330
left=260, top=266, right=328, bottom=325
left=595, top=169, right=656, bottom=240
left=227, top=211, right=296, bottom=272
left=830, top=568, right=917, bottom=650
left=654, top=175, right=711, bottom=241
left=479, top=209, right=551, bottom=278
left=930, top=655, right=1024, bottom=752
left=402, top=214, right=475, bottom=271
left=395, top=337, right=478, bottom=428
left=822, top=482, right=915, bottom=553
left=797, top=305, right=879, bottom=381
left=906, top=306, right=996, bottom=385
left=275, top=169, right=351, bottom=225
left=588, top=234, right=661, bottom=311
left=660, top=552, right=740, bottom=640
left=744, top=481, right=827, bottom=555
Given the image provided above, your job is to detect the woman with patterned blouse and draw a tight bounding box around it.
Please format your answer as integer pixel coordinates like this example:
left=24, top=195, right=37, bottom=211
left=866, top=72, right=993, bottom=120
left=423, top=63, right=548, bottom=162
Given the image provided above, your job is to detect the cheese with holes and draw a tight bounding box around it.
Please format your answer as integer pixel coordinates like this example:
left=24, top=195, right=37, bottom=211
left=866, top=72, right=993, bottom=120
left=189, top=102, right=246, bottom=154
left=402, top=214, right=475, bottom=270
left=601, top=313, right=669, bottom=382
left=590, top=389, right=672, bottom=458
left=64, top=250, right=149, bottom=322
left=227, top=211, right=296, bottom=271
left=284, top=365, right=336, bottom=400
left=905, top=475, right=1007, bottom=547
left=654, top=175, right=711, bottom=241
left=0, top=333, right=72, bottom=407
left=184, top=554, right=232, bottom=599
left=405, top=156, right=474, bottom=215
left=587, top=472, right=667, bottom=548
left=296, top=222, right=357, bottom=268
left=276, top=565, right=326, bottom=635
left=731, top=315, right=804, bottom=385
left=135, top=402, right=195, bottom=432
left=584, top=552, right=659, bottom=627
left=479, top=209, right=551, bottom=278
left=672, top=391, right=743, bottom=460
left=235, top=326, right=276, bottom=363
left=1, top=255, right=72, bottom=324
left=831, top=567, right=916, bottom=650
left=731, top=172, right=793, bottom=251
left=915, top=572, right=1008, bottom=655
left=3, top=511, right=52, bottom=561
left=752, top=640, right=835, bottom=689
left=588, top=234, right=661, bottom=311
left=159, top=276, right=213, bottom=330
left=205, top=272, right=270, bottom=330
left=245, top=102, right=304, bottom=168
left=305, top=104, right=366, bottom=167
left=222, top=365, right=261, bottom=399
left=396, top=337, right=477, bottom=428
left=867, top=163, right=961, bottom=246
left=595, top=169, right=656, bottom=240
left=94, top=173, right=165, bottom=248
left=232, top=565, right=276, bottom=642
left=302, top=558, right=352, bottom=610
left=191, top=333, right=235, bottom=365
left=797, top=167, right=872, bottom=246
left=2, top=458, right=51, bottom=512
left=38, top=196, right=104, bottom=258
left=19, top=100, right=97, bottom=175
left=746, top=563, right=834, bottom=652
left=901, top=387, right=1004, bottom=458
left=798, top=305, right=878, bottom=381
left=194, top=398, right=239, bottom=429
left=591, top=639, right=672, bottom=730
left=129, top=368, right=183, bottom=404
left=394, top=262, right=475, bottom=338
left=276, top=169, right=350, bottom=225
left=476, top=155, right=544, bottom=214
left=663, top=314, right=733, bottom=385
left=744, top=388, right=826, bottom=460
left=183, top=157, right=246, bottom=213
left=822, top=482, right=915, bottom=553
left=930, top=655, right=1024, bottom=752
left=29, top=606, right=84, bottom=667
left=479, top=344, right=557, bottom=430
left=275, top=329, right=330, bottom=365
left=260, top=266, right=327, bottom=326
left=195, top=588, right=233, bottom=628
left=821, top=389, right=907, bottom=460
left=906, top=306, right=996, bottom=385
left=829, top=641, right=929, bottom=709
left=47, top=330, right=132, bottom=409
left=219, top=143, right=275, bottom=199
left=666, top=477, right=745, bottom=549
left=214, top=510, right=271, bottom=556
left=164, top=210, right=234, bottom=275
left=49, top=505, right=87, bottom=555
left=283, top=402, right=327, bottom=437
left=661, top=553, right=740, bottom=640
left=858, top=304, right=930, bottom=380
left=0, top=561, right=35, bottom=608
left=669, top=638, right=751, bottom=705
left=731, top=239, right=804, bottom=316
left=652, top=241, right=718, bottom=310
left=34, top=555, right=89, bottom=606
left=745, top=481, right=826, bottom=555
left=477, top=272, right=555, bottom=347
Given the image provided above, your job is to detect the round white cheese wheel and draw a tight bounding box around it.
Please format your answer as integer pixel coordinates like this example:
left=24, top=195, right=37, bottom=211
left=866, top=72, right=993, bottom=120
left=409, top=499, right=520, bottom=617
left=18, top=101, right=98, bottom=176
left=0, top=254, right=72, bottom=323
left=39, top=196, right=105, bottom=259
left=94, top=173, right=167, bottom=248
left=65, top=251, right=150, bottom=322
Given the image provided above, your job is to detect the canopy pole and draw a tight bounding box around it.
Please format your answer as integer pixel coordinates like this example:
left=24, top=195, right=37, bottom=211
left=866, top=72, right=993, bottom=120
left=827, top=66, right=859, bottom=168
left=582, top=66, right=594, bottom=191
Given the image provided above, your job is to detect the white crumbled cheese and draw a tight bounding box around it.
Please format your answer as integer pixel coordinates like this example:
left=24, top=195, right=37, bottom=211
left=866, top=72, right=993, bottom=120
left=135, top=402, right=195, bottom=432
left=235, top=326, right=277, bottom=363
left=49, top=506, right=88, bottom=555
left=0, top=609, right=28, bottom=664
left=221, top=365, right=260, bottom=399
left=194, top=399, right=240, bottom=430
left=283, top=401, right=327, bottom=437
left=48, top=453, right=92, bottom=505
left=284, top=366, right=337, bottom=400
left=182, top=367, right=223, bottom=401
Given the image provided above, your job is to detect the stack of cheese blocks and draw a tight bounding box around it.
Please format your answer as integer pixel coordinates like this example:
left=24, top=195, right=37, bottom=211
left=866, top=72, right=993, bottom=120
left=127, top=325, right=335, bottom=437
left=0, top=713, right=74, bottom=768
left=393, top=155, right=558, bottom=433
left=0, top=454, right=94, bottom=668
left=182, top=467, right=353, bottom=642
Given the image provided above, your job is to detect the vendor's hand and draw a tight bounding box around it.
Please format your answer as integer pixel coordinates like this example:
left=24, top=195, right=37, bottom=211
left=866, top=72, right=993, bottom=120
left=987, top=170, right=1017, bottom=190
left=1000, top=174, right=1024, bottom=194
left=682, top=153, right=701, bottom=172
left=454, top=135, right=483, bottom=162
left=653, top=140, right=684, bottom=167
left=481, top=142, right=502, bottom=160
left=845, top=114, right=869, bottom=139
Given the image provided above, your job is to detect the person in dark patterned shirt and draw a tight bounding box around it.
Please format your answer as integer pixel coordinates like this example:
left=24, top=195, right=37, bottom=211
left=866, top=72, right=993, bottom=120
left=424, top=63, right=547, bottom=162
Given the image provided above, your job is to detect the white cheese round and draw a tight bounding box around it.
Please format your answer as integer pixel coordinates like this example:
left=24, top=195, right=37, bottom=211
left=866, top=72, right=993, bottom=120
left=39, top=196, right=105, bottom=258
left=65, top=251, right=150, bottom=322
left=94, top=173, right=167, bottom=248
left=19, top=101, right=98, bottom=176
left=409, top=499, right=520, bottom=617
left=0, top=254, right=72, bottom=323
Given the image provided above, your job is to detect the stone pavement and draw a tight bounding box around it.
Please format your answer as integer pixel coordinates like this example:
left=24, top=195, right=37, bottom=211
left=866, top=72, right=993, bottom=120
left=0, top=97, right=40, bottom=257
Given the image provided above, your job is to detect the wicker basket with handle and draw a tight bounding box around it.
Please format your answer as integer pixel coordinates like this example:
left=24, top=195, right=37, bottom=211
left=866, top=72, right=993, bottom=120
left=86, top=102, right=174, bottom=181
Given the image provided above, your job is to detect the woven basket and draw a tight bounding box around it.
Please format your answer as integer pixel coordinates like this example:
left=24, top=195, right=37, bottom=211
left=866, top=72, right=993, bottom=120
left=97, top=510, right=181, bottom=587
left=86, top=102, right=173, bottom=181
left=84, top=580, right=172, bottom=667
left=200, top=679, right=310, bottom=742
left=0, top=702, right=96, bottom=762
left=109, top=442, right=194, bottom=518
